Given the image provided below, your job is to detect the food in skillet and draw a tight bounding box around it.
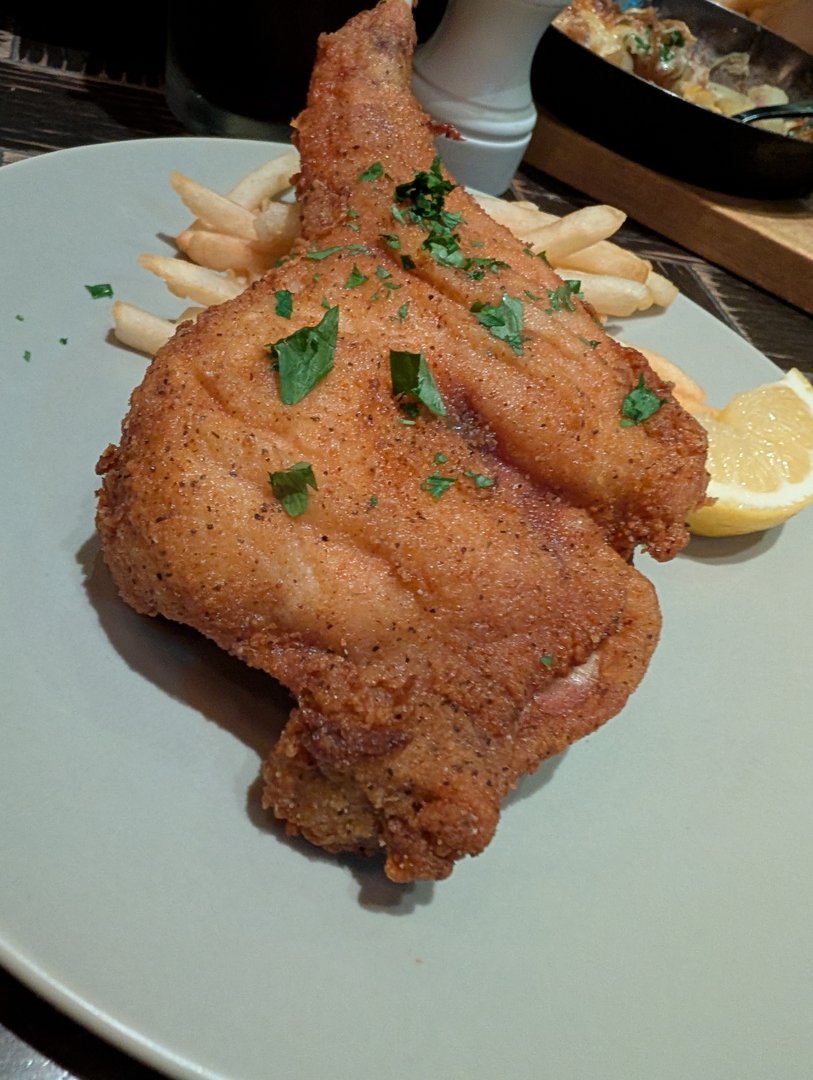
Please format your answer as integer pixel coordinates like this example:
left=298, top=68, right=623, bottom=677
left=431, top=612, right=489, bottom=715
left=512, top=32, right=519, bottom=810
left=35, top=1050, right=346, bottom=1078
left=96, top=0, right=709, bottom=881
left=554, top=0, right=813, bottom=140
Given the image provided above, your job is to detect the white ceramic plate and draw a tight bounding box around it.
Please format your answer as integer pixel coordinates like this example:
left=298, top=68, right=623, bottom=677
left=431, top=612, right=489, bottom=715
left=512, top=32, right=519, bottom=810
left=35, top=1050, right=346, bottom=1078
left=1, top=137, right=811, bottom=1080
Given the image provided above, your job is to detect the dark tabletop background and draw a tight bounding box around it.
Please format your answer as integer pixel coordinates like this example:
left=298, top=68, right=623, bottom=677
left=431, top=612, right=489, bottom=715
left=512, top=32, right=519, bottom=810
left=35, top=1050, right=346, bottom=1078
left=1, top=2, right=811, bottom=1078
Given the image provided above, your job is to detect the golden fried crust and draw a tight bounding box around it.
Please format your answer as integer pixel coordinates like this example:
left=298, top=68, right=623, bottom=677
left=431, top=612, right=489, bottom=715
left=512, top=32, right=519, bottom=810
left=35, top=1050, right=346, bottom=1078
left=97, top=250, right=661, bottom=880
left=95, top=0, right=706, bottom=881
left=294, top=0, right=709, bottom=560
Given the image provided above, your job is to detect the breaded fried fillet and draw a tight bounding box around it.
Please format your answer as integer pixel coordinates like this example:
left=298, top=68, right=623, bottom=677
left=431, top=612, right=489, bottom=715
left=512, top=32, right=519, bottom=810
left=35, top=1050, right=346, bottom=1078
left=97, top=0, right=706, bottom=881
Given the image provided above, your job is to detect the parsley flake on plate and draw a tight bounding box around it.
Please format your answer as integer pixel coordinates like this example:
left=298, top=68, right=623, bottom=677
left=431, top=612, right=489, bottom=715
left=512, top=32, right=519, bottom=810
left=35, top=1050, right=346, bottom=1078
left=620, top=373, right=666, bottom=427
left=85, top=283, right=113, bottom=299
left=267, top=304, right=339, bottom=405
left=389, top=350, right=447, bottom=417
left=269, top=462, right=318, bottom=517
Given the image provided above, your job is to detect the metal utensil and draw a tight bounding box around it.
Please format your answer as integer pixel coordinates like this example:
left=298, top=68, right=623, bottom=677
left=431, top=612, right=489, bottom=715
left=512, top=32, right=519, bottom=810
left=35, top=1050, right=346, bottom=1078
left=734, top=100, right=813, bottom=124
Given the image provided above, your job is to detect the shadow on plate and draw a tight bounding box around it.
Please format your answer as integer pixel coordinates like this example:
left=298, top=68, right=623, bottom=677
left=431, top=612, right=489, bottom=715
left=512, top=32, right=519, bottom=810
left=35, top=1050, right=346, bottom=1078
left=682, top=525, right=783, bottom=564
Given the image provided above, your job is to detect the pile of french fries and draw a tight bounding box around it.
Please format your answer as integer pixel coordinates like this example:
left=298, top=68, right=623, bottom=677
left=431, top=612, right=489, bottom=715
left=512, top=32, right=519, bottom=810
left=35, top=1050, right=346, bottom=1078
left=112, top=148, right=678, bottom=358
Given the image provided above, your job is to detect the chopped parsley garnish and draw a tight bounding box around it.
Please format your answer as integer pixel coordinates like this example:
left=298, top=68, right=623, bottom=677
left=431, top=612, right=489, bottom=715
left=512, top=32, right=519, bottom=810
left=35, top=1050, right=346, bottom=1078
left=85, top=283, right=113, bottom=299
left=401, top=254, right=416, bottom=271
left=466, top=257, right=509, bottom=281
left=396, top=302, right=409, bottom=321
left=539, top=654, right=554, bottom=668
left=524, top=289, right=540, bottom=301
left=269, top=462, right=318, bottom=517
left=394, top=157, right=456, bottom=226
left=658, top=28, right=686, bottom=62
left=422, top=227, right=467, bottom=269
left=579, top=336, right=600, bottom=349
left=546, top=280, right=583, bottom=313
left=359, top=162, right=386, bottom=182
left=305, top=245, right=344, bottom=261
left=470, top=295, right=525, bottom=355
left=23, top=349, right=31, bottom=362
left=15, top=314, right=24, bottom=321
left=392, top=158, right=506, bottom=279
left=275, top=289, right=293, bottom=318
left=368, top=495, right=379, bottom=508
left=389, top=350, right=447, bottom=417
left=398, top=402, right=419, bottom=425
left=381, top=233, right=401, bottom=250
left=267, top=304, right=339, bottom=405
left=375, top=266, right=392, bottom=280
left=422, top=472, right=456, bottom=499
left=434, top=452, right=448, bottom=464
left=626, top=28, right=652, bottom=54
left=59, top=337, right=68, bottom=345
left=463, top=469, right=495, bottom=489
left=344, top=264, right=369, bottom=288
left=620, top=373, right=666, bottom=427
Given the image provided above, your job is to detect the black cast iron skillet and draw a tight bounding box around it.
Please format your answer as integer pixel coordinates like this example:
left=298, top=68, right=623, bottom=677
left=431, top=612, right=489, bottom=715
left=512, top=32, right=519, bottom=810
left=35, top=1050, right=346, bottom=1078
left=531, top=0, right=813, bottom=199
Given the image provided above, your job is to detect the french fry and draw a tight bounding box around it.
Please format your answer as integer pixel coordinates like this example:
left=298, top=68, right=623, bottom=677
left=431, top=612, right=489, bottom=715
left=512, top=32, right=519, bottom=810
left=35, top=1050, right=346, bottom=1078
left=112, top=301, right=175, bottom=356
left=253, top=202, right=301, bottom=251
left=644, top=269, right=680, bottom=308
left=174, top=305, right=205, bottom=327
left=176, top=226, right=274, bottom=277
left=556, top=239, right=651, bottom=284
left=470, top=191, right=558, bottom=234
left=522, top=204, right=627, bottom=262
left=566, top=271, right=653, bottom=318
left=139, top=254, right=244, bottom=306
left=169, top=172, right=258, bottom=241
left=227, top=149, right=300, bottom=209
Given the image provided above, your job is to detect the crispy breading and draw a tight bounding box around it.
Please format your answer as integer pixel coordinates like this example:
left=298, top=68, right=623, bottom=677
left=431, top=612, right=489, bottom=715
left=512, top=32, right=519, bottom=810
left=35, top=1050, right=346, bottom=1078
left=96, top=0, right=707, bottom=881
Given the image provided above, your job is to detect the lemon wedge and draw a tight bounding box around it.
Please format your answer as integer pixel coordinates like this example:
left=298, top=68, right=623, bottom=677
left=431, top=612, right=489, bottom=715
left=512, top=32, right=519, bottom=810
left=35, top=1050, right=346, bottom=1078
left=636, top=347, right=813, bottom=537
left=687, top=368, right=813, bottom=537
left=639, top=345, right=807, bottom=535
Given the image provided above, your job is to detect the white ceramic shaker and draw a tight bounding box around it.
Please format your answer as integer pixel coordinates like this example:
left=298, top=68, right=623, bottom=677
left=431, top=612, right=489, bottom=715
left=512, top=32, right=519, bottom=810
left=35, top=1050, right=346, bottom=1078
left=412, top=0, right=566, bottom=194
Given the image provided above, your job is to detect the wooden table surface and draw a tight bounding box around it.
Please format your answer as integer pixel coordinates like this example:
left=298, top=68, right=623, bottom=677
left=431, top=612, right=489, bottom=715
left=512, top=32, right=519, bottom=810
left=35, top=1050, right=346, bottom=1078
left=1, top=8, right=811, bottom=1080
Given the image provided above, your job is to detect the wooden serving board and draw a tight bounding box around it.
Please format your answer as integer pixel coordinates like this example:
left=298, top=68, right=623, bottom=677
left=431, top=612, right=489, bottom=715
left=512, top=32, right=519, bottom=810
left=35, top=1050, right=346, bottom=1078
left=524, top=107, right=813, bottom=315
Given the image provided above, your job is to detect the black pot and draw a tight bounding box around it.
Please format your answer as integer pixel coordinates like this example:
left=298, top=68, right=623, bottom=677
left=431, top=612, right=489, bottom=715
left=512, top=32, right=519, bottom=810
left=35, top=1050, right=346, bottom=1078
left=531, top=0, right=813, bottom=199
